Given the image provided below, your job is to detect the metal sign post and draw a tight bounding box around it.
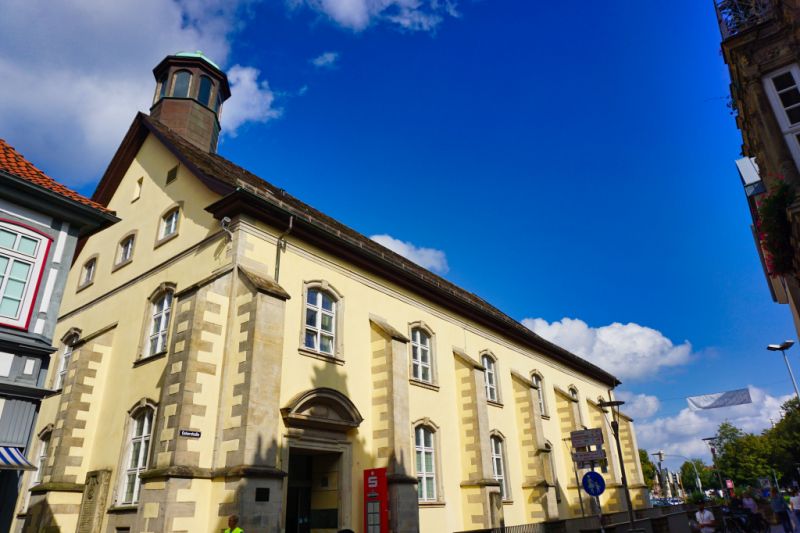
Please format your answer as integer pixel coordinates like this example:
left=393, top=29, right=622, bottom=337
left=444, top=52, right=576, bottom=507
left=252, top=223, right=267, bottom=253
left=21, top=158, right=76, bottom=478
left=583, top=466, right=606, bottom=533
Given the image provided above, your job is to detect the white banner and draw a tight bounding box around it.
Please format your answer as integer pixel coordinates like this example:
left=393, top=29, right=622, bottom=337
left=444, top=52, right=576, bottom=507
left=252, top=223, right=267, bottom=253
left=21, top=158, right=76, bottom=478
left=686, top=388, right=752, bottom=410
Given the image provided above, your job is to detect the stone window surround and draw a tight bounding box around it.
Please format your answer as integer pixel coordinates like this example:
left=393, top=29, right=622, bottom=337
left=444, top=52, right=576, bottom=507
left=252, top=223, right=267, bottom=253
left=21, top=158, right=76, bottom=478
left=112, top=398, right=158, bottom=507
left=52, top=328, right=81, bottom=390
left=530, top=370, right=549, bottom=418
left=544, top=440, right=561, bottom=503
left=412, top=417, right=445, bottom=505
left=112, top=230, right=138, bottom=272
left=567, top=384, right=585, bottom=428
left=298, top=279, right=345, bottom=364
left=480, top=350, right=502, bottom=406
left=77, top=254, right=99, bottom=292
left=489, top=429, right=512, bottom=503
left=136, top=282, right=176, bottom=362
left=408, top=321, right=438, bottom=388
left=154, top=202, right=183, bottom=249
left=763, top=63, right=800, bottom=172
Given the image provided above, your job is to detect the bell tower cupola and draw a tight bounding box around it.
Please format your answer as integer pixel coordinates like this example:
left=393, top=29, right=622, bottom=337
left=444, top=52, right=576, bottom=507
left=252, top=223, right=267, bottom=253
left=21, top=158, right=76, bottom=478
left=150, top=51, right=231, bottom=153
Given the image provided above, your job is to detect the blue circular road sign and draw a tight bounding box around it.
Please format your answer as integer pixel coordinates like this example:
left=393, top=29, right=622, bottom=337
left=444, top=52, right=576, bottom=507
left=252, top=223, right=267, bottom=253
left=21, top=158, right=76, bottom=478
left=582, top=471, right=606, bottom=496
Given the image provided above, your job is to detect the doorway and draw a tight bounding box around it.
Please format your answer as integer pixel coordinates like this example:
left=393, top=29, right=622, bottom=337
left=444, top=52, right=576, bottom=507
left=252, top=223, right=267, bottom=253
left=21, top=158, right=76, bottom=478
left=286, top=449, right=342, bottom=533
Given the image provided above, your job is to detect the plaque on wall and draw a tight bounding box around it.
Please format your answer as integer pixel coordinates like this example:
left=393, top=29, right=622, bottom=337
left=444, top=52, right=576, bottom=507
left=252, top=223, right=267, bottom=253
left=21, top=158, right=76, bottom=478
left=76, top=470, right=111, bottom=533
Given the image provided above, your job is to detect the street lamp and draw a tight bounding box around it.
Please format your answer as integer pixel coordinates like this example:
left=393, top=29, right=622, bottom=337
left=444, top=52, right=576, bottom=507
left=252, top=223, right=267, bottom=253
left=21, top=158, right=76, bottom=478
left=702, top=437, right=726, bottom=499
left=767, top=340, right=800, bottom=401
left=598, top=399, right=638, bottom=530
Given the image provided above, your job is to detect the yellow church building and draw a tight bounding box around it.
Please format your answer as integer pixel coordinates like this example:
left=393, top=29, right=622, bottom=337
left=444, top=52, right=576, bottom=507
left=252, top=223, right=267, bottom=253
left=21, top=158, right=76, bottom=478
left=12, top=53, right=647, bottom=533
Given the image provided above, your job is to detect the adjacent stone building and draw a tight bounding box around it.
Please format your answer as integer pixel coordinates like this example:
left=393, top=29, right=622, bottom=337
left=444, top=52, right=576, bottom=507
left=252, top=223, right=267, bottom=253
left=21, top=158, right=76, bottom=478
left=0, top=140, right=115, bottom=532
left=715, top=0, right=800, bottom=335
left=12, top=52, right=647, bottom=533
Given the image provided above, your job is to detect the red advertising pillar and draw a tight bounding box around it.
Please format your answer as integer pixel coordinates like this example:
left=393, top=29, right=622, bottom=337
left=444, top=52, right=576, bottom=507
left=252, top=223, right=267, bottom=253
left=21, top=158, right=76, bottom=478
left=364, top=468, right=389, bottom=533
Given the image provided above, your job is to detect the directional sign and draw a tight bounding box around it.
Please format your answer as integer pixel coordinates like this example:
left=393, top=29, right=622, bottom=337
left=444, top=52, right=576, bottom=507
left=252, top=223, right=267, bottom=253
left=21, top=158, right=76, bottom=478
left=582, top=471, right=606, bottom=496
left=570, top=428, right=604, bottom=448
left=572, top=449, right=607, bottom=463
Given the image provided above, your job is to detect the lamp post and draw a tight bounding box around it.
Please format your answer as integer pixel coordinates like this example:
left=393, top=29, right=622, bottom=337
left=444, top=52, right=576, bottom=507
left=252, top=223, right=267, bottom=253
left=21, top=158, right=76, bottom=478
left=767, top=340, right=800, bottom=401
left=702, top=437, right=726, bottom=499
left=598, top=399, right=637, bottom=530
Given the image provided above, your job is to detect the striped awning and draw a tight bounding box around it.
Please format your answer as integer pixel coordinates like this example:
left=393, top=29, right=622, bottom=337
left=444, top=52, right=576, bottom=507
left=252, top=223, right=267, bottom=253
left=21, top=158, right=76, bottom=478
left=0, top=446, right=36, bottom=471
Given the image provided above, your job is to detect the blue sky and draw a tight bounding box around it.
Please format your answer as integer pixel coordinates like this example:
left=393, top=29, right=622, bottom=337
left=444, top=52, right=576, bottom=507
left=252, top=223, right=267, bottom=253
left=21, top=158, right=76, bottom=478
left=1, top=0, right=796, bottom=467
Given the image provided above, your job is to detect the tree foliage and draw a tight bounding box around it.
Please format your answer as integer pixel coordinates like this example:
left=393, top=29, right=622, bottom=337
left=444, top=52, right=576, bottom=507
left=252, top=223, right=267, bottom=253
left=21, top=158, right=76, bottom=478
left=639, top=449, right=656, bottom=488
left=710, top=399, right=800, bottom=490
left=680, top=458, right=719, bottom=492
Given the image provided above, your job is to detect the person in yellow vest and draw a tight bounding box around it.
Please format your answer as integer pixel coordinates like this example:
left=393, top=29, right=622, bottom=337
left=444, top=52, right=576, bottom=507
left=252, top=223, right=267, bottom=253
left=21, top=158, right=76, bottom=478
left=224, top=515, right=243, bottom=533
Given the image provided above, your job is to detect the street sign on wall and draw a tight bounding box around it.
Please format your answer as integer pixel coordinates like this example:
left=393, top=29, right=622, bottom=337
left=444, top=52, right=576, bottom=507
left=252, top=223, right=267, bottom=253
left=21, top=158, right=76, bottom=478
left=572, top=449, right=607, bottom=463
left=570, top=428, right=603, bottom=448
left=364, top=468, right=389, bottom=533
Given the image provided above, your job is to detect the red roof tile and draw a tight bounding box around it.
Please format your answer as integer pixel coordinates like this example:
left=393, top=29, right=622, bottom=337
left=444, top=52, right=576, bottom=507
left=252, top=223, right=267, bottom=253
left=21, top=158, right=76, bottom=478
left=0, top=138, right=111, bottom=213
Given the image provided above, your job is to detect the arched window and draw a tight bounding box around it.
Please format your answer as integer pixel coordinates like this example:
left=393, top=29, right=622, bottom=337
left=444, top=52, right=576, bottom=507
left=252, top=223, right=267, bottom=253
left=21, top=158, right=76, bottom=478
left=116, top=234, right=135, bottom=267
left=410, top=327, right=432, bottom=383
left=198, top=75, right=213, bottom=106
left=304, top=288, right=337, bottom=355
left=120, top=406, right=154, bottom=504
left=490, top=434, right=508, bottom=500
left=531, top=372, right=547, bottom=416
left=55, top=336, right=76, bottom=389
left=545, top=440, right=561, bottom=503
left=147, top=290, right=173, bottom=356
left=569, top=386, right=578, bottom=401
left=171, top=70, right=192, bottom=98
left=415, top=425, right=437, bottom=501
left=159, top=207, right=180, bottom=240
left=482, top=353, right=498, bottom=402
left=80, top=256, right=97, bottom=287
left=0, top=220, right=51, bottom=328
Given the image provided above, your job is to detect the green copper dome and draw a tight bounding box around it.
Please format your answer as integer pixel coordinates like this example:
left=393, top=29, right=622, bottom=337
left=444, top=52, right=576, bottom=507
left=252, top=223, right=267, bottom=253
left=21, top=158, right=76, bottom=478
left=173, top=51, right=221, bottom=71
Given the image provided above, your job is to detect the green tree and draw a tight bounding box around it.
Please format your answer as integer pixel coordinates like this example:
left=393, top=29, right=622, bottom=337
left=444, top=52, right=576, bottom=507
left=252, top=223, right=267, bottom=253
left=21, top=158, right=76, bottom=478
left=715, top=421, right=773, bottom=488
left=639, top=449, right=656, bottom=488
left=680, top=458, right=718, bottom=493
left=765, top=398, right=800, bottom=484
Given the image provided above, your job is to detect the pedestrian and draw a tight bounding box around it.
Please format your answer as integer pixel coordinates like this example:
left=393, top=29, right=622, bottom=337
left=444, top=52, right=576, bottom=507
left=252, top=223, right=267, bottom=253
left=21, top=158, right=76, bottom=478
left=771, top=488, right=793, bottom=533
left=743, top=491, right=759, bottom=516
left=695, top=501, right=716, bottom=533
left=225, top=515, right=243, bottom=533
left=790, top=489, right=800, bottom=531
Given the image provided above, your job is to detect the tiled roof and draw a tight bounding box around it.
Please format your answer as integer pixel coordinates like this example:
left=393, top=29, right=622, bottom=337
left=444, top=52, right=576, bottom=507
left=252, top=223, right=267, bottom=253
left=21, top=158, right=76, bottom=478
left=126, top=114, right=620, bottom=386
left=0, top=138, right=112, bottom=214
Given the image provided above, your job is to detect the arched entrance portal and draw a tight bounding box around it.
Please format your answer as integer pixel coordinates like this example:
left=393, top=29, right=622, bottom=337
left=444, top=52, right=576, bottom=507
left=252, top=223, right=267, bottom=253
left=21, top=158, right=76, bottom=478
left=280, top=388, right=363, bottom=533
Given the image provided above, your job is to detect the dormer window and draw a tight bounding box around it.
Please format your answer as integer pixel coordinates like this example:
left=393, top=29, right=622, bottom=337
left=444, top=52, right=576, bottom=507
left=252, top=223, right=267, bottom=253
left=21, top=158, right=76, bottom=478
left=171, top=70, right=192, bottom=98
left=198, top=75, right=213, bottom=106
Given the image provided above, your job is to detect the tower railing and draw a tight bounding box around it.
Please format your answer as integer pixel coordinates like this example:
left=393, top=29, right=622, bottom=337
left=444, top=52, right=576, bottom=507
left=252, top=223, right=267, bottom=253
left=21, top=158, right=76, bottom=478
left=714, top=0, right=775, bottom=39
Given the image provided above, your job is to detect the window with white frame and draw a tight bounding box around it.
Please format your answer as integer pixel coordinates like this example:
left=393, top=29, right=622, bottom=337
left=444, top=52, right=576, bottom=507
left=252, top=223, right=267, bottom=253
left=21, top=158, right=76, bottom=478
left=415, top=425, right=437, bottom=501
left=0, top=221, right=49, bottom=328
left=764, top=65, right=800, bottom=170
left=410, top=327, right=432, bottom=383
left=55, top=340, right=75, bottom=390
left=120, top=407, right=153, bottom=504
left=490, top=435, right=508, bottom=500
left=147, top=291, right=173, bottom=356
left=160, top=209, right=179, bottom=240
left=81, top=257, right=96, bottom=286
left=532, top=372, right=547, bottom=416
left=117, top=235, right=135, bottom=265
left=482, top=354, right=498, bottom=402
left=33, top=435, right=49, bottom=484
left=304, top=288, right=336, bottom=355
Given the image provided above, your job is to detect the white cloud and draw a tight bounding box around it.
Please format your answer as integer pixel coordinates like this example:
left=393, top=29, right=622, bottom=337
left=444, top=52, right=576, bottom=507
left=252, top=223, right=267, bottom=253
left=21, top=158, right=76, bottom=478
left=370, top=234, right=449, bottom=274
left=222, top=66, right=281, bottom=136
left=616, top=391, right=661, bottom=419
left=635, top=386, right=791, bottom=470
left=0, top=0, right=275, bottom=185
left=288, top=0, right=460, bottom=32
left=311, top=51, right=340, bottom=68
left=523, top=317, right=693, bottom=381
